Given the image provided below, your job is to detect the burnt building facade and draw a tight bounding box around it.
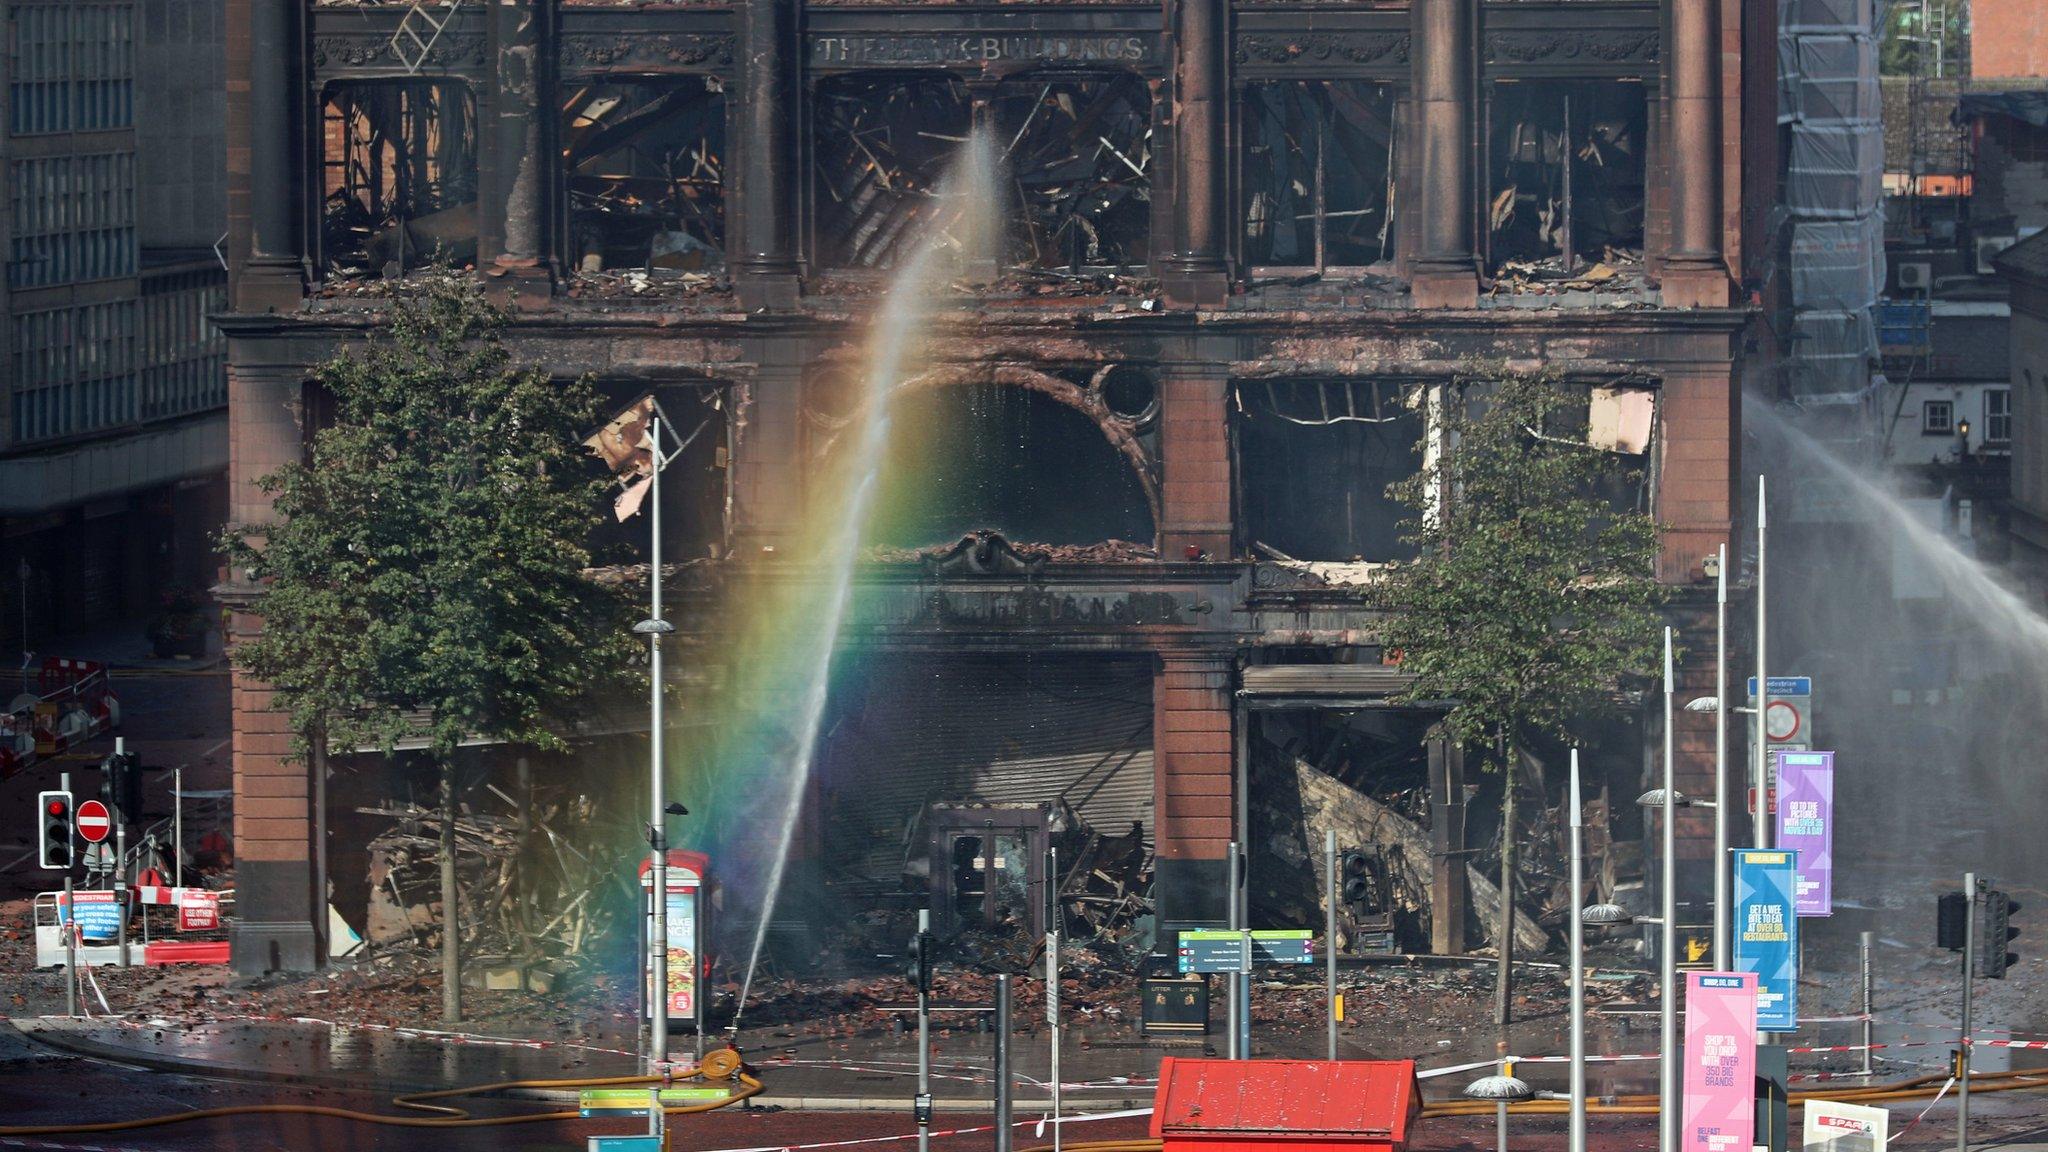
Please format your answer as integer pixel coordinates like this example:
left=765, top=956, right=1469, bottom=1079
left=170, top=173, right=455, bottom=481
left=220, top=0, right=1768, bottom=971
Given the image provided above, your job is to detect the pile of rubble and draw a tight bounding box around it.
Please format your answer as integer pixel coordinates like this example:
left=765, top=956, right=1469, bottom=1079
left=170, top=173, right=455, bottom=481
left=360, top=786, right=630, bottom=994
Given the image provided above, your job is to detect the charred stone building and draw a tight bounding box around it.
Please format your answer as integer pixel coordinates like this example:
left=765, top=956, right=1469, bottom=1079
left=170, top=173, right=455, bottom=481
left=220, top=0, right=1768, bottom=970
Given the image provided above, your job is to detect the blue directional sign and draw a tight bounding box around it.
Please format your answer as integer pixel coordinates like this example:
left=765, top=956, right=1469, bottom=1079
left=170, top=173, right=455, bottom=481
left=1746, top=677, right=1813, bottom=698
left=1734, top=850, right=1800, bottom=1031
left=1176, top=930, right=1247, bottom=974
left=1250, top=930, right=1315, bottom=964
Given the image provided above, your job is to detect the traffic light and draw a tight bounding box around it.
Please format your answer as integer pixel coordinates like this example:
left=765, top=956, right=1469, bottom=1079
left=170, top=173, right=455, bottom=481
left=38, top=790, right=73, bottom=870
left=909, top=928, right=934, bottom=994
left=1339, top=849, right=1384, bottom=914
left=1938, top=890, right=1969, bottom=951
left=1976, top=889, right=2023, bottom=979
left=100, top=750, right=142, bottom=820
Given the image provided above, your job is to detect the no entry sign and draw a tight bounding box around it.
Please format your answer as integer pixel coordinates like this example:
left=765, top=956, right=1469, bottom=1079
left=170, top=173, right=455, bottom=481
left=74, top=799, right=111, bottom=843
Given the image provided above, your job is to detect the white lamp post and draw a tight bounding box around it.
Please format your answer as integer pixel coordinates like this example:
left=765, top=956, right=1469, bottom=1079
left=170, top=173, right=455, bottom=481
left=1465, top=1063, right=1534, bottom=1152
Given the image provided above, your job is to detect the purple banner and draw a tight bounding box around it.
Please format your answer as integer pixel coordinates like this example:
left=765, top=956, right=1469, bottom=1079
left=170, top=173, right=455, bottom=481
left=1683, top=972, right=1759, bottom=1152
left=1775, top=751, right=1835, bottom=916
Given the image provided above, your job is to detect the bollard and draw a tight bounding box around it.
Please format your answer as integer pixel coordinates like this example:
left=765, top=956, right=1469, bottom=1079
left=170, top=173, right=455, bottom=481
left=994, top=974, right=1012, bottom=1152
left=1859, top=931, right=1874, bottom=1077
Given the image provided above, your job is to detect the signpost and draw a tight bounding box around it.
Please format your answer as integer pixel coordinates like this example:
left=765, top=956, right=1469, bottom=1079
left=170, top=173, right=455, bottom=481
left=1176, top=930, right=1249, bottom=975
left=1746, top=678, right=1812, bottom=817
left=1176, top=929, right=1315, bottom=972
left=578, top=1087, right=729, bottom=1117
left=1804, top=1101, right=1887, bottom=1152
left=74, top=800, right=110, bottom=844
left=1734, top=851, right=1800, bottom=1032
left=1250, top=930, right=1315, bottom=965
left=1775, top=753, right=1835, bottom=916
left=1682, top=972, right=1759, bottom=1152
left=60, top=890, right=122, bottom=941
left=176, top=889, right=221, bottom=932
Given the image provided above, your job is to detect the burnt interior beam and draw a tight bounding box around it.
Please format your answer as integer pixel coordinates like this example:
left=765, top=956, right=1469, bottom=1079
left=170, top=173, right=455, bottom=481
left=1409, top=0, right=1479, bottom=308
left=1428, top=734, right=1467, bottom=955
left=1661, top=0, right=1730, bottom=307
left=735, top=0, right=801, bottom=310
left=1161, top=0, right=1229, bottom=307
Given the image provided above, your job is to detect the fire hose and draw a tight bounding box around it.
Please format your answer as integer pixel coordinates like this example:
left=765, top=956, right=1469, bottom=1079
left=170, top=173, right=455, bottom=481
left=0, top=1044, right=762, bottom=1136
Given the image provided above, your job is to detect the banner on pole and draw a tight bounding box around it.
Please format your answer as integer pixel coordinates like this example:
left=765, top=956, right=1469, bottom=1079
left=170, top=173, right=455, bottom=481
left=1775, top=752, right=1835, bottom=916
left=1734, top=850, right=1800, bottom=1031
left=1683, top=972, right=1758, bottom=1152
left=1801, top=1100, right=1887, bottom=1152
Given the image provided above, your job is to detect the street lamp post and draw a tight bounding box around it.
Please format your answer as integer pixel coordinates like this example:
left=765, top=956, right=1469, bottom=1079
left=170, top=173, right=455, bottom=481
left=1713, top=542, right=1728, bottom=967
left=633, top=414, right=678, bottom=1071
left=1658, top=626, right=1677, bottom=1152
left=1464, top=1064, right=1533, bottom=1152
left=1754, top=475, right=1770, bottom=853
left=1568, top=748, right=1587, bottom=1152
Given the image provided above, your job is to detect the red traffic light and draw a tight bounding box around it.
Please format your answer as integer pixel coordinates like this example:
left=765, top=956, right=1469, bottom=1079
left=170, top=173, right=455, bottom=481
left=45, top=799, right=67, bottom=817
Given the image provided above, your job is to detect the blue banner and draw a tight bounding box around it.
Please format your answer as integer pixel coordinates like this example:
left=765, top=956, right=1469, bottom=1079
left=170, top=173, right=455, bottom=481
left=1734, top=850, right=1799, bottom=1031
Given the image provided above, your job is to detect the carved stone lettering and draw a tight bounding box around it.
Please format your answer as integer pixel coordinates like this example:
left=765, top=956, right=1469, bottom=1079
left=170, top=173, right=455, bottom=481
left=1233, top=33, right=1411, bottom=68
left=808, top=34, right=1154, bottom=68
left=312, top=33, right=486, bottom=72
left=1483, top=30, right=1660, bottom=66
left=561, top=33, right=736, bottom=72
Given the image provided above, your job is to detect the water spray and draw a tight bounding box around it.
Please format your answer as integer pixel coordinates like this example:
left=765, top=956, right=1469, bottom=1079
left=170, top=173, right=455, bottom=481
left=729, top=129, right=1003, bottom=1028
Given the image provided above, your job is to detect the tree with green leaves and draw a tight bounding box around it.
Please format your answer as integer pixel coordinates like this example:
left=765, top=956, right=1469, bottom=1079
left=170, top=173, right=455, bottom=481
left=225, top=274, right=632, bottom=1020
left=1378, top=367, right=1665, bottom=1026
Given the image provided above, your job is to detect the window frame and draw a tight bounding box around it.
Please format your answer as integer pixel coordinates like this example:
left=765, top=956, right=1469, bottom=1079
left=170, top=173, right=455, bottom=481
left=1984, top=388, right=2011, bottom=445
left=1922, top=398, right=1954, bottom=435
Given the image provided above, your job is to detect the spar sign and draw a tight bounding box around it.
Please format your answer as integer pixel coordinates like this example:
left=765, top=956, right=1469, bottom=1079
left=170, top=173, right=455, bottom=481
left=1682, top=972, right=1757, bottom=1152
left=1775, top=751, right=1835, bottom=916
left=1734, top=849, right=1800, bottom=1031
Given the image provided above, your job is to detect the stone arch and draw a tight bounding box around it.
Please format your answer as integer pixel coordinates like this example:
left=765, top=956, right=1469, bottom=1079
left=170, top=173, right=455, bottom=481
left=808, top=361, right=1162, bottom=543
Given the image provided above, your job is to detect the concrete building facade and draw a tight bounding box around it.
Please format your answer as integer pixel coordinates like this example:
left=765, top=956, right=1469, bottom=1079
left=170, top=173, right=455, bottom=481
left=1, top=0, right=230, bottom=656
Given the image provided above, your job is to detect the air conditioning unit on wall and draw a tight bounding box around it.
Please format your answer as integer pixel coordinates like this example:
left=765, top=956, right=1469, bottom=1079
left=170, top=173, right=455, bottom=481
left=1976, top=236, right=2017, bottom=275
left=1897, top=262, right=1933, bottom=292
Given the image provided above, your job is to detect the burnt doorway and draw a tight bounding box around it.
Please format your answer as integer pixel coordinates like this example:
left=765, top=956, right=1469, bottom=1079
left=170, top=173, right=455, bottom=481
left=1238, top=665, right=1442, bottom=954
left=811, top=653, right=1155, bottom=933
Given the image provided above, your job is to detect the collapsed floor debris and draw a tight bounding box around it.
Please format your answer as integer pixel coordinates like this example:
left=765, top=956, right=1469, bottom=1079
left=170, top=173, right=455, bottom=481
left=361, top=786, right=630, bottom=994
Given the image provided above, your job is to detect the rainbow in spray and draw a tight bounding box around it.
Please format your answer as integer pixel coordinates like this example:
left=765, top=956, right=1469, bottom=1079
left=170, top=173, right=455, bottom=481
left=668, top=130, right=1004, bottom=1023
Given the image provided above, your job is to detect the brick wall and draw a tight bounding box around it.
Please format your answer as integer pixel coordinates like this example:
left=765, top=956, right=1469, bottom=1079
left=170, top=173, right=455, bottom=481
left=1975, top=0, right=2048, bottom=85
left=1158, top=373, right=1231, bottom=559
left=1152, top=653, right=1233, bottom=863
left=1657, top=368, right=1739, bottom=581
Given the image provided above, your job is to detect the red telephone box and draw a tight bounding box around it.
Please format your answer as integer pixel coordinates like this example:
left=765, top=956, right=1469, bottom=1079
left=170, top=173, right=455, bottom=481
left=639, top=849, right=709, bottom=1033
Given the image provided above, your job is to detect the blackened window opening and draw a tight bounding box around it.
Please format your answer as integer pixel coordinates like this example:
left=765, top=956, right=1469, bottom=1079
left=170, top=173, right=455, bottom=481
left=867, top=382, right=1153, bottom=550
left=813, top=71, right=1152, bottom=271
left=813, top=73, right=972, bottom=270
left=1241, top=82, right=1397, bottom=270
left=320, top=81, right=477, bottom=279
left=991, top=72, right=1152, bottom=270
left=563, top=77, right=726, bottom=275
left=1485, top=80, right=1646, bottom=274
left=1237, top=379, right=1421, bottom=563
